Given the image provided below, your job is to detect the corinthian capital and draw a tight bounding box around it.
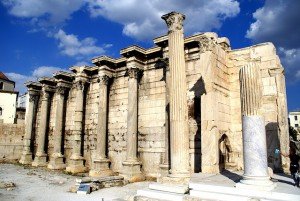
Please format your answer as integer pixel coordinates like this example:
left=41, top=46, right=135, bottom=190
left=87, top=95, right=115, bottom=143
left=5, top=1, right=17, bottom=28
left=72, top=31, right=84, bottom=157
left=40, top=89, right=50, bottom=101
left=127, top=68, right=142, bottom=79
left=56, top=86, right=67, bottom=95
left=74, top=80, right=85, bottom=90
left=162, top=12, right=185, bottom=33
left=98, top=75, right=110, bottom=85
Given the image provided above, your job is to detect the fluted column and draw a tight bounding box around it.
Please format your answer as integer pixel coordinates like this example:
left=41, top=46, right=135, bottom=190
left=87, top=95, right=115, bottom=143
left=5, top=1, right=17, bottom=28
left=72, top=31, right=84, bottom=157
left=90, top=75, right=114, bottom=177
left=19, top=90, right=39, bottom=164
left=48, top=86, right=67, bottom=170
left=121, top=67, right=144, bottom=182
left=162, top=12, right=190, bottom=179
left=237, top=63, right=275, bottom=190
left=32, top=88, right=50, bottom=167
left=66, top=78, right=87, bottom=173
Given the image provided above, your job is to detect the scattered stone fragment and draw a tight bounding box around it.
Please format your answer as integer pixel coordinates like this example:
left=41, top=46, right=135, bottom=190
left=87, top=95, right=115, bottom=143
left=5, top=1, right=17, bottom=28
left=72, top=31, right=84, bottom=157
left=76, top=177, right=91, bottom=184
left=68, top=185, right=78, bottom=193
left=77, top=184, right=91, bottom=195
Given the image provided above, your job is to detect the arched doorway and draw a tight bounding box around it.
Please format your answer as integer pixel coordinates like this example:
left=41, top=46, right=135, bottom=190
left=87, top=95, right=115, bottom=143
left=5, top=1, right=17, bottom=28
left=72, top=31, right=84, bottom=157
left=219, top=134, right=232, bottom=171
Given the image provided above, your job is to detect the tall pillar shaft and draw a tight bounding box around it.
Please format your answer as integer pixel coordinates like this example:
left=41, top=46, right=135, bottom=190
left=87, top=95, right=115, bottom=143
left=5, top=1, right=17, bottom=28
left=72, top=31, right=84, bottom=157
left=162, top=12, right=190, bottom=178
left=237, top=63, right=275, bottom=190
left=126, top=70, right=138, bottom=161
left=66, top=79, right=86, bottom=173
left=32, top=89, right=50, bottom=167
left=48, top=86, right=66, bottom=170
left=19, top=90, right=38, bottom=164
left=121, top=67, right=144, bottom=182
left=90, top=75, right=113, bottom=177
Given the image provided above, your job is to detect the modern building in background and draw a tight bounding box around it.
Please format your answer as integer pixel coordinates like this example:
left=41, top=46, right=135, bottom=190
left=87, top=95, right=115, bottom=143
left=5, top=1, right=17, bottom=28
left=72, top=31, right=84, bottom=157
left=289, top=111, right=300, bottom=130
left=0, top=72, right=18, bottom=124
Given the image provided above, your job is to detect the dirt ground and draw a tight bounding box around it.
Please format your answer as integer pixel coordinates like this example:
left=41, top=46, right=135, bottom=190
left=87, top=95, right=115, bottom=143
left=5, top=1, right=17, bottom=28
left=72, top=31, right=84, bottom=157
left=0, top=163, right=150, bottom=201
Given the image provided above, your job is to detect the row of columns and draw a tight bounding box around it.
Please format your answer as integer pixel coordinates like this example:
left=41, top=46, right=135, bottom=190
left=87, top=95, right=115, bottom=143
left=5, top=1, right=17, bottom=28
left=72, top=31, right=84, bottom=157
left=19, top=67, right=146, bottom=179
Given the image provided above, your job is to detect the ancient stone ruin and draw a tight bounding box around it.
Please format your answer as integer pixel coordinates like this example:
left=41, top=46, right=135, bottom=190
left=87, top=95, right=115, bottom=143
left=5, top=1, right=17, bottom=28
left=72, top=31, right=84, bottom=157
left=19, top=12, right=289, bottom=183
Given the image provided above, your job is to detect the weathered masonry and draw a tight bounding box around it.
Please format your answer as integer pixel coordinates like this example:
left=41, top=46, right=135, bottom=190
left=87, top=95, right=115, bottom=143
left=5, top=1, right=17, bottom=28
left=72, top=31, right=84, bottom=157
left=19, top=12, right=289, bottom=181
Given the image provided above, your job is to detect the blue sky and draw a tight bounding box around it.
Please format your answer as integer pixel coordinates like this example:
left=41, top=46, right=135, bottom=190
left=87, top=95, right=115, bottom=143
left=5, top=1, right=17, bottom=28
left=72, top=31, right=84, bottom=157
left=0, top=0, right=299, bottom=111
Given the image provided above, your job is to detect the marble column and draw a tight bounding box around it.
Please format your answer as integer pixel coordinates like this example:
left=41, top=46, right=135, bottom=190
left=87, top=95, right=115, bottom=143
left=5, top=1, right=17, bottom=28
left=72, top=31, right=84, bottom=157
left=66, top=79, right=86, bottom=173
left=89, top=75, right=114, bottom=177
left=32, top=88, right=50, bottom=167
left=162, top=12, right=190, bottom=179
left=121, top=67, right=144, bottom=182
left=48, top=86, right=67, bottom=170
left=19, top=90, right=38, bottom=165
left=237, top=63, right=275, bottom=190
left=159, top=64, right=170, bottom=176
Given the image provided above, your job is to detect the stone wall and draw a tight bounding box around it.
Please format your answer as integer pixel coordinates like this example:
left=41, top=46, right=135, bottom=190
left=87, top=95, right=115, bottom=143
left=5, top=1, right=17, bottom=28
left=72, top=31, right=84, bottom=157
left=0, top=123, right=24, bottom=162
left=16, top=32, right=289, bottom=177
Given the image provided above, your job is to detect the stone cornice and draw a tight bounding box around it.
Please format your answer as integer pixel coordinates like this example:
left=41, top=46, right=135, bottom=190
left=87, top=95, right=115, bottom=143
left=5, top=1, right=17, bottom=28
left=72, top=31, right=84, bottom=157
left=53, top=71, right=74, bottom=82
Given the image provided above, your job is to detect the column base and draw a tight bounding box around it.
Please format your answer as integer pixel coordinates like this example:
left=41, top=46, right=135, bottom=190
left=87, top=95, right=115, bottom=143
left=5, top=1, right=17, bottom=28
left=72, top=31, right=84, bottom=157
left=89, top=158, right=115, bottom=177
left=19, top=151, right=33, bottom=165
left=66, top=156, right=86, bottom=174
left=159, top=169, right=190, bottom=184
left=158, top=163, right=169, bottom=178
left=120, top=160, right=145, bottom=183
left=47, top=153, right=66, bottom=170
left=201, top=164, right=220, bottom=174
left=236, top=175, right=277, bottom=191
left=32, top=152, right=47, bottom=167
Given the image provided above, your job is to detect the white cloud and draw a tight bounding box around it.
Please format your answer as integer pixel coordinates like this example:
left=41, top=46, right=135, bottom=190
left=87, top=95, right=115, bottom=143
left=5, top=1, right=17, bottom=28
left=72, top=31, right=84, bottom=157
left=278, top=47, right=300, bottom=83
left=2, top=0, right=84, bottom=25
left=54, top=29, right=106, bottom=59
left=246, top=0, right=300, bottom=83
left=2, top=0, right=240, bottom=41
left=87, top=0, right=240, bottom=40
left=5, top=66, right=66, bottom=94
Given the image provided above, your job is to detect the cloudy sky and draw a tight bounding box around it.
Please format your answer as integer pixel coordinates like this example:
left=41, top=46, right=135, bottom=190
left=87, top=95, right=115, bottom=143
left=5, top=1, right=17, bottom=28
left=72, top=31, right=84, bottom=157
left=0, top=0, right=299, bottom=111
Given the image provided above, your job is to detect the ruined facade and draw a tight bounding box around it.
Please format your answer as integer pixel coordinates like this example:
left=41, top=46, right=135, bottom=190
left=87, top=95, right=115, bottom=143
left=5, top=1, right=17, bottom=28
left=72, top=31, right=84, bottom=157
left=19, top=12, right=289, bottom=181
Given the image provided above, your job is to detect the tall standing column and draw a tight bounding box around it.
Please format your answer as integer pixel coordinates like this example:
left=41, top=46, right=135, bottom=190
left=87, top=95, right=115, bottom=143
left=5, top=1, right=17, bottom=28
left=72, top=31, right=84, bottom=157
left=48, top=86, right=67, bottom=170
left=90, top=75, right=114, bottom=177
left=121, top=67, right=144, bottom=182
left=162, top=12, right=190, bottom=179
left=237, top=63, right=275, bottom=190
left=19, top=89, right=39, bottom=165
left=32, top=88, right=50, bottom=167
left=66, top=78, right=87, bottom=173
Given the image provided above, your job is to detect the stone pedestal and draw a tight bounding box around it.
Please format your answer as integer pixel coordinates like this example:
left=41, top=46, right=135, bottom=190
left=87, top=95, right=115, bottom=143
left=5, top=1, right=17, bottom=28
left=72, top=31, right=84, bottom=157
left=32, top=89, right=50, bottom=167
left=121, top=67, right=144, bottom=182
left=122, top=160, right=145, bottom=183
left=237, top=63, right=275, bottom=190
left=66, top=77, right=86, bottom=174
left=90, top=74, right=113, bottom=177
left=48, top=86, right=67, bottom=170
left=236, top=116, right=276, bottom=190
left=19, top=90, right=38, bottom=165
left=161, top=12, right=190, bottom=181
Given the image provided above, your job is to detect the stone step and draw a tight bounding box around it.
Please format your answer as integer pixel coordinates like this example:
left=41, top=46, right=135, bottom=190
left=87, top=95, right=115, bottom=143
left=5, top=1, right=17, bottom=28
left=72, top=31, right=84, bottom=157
left=189, top=182, right=300, bottom=201
left=136, top=189, right=185, bottom=201
left=149, top=183, right=189, bottom=194
left=189, top=190, right=253, bottom=201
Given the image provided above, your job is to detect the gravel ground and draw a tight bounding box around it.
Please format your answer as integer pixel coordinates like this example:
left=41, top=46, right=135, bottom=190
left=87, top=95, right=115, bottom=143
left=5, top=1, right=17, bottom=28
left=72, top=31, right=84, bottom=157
left=0, top=163, right=150, bottom=201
